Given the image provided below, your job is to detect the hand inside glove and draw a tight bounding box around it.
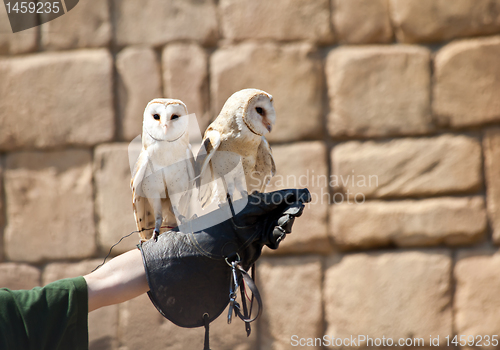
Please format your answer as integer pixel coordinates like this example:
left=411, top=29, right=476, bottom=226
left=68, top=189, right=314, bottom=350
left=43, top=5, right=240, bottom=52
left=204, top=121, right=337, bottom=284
left=139, top=188, right=311, bottom=332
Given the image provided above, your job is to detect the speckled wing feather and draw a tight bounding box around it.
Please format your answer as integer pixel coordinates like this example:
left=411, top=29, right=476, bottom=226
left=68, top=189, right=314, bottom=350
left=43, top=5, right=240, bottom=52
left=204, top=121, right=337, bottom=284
left=131, top=150, right=155, bottom=240
left=253, top=137, right=276, bottom=193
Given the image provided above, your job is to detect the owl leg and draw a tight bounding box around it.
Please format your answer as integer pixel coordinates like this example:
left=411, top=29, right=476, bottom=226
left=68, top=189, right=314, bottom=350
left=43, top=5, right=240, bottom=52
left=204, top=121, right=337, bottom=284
left=178, top=191, right=191, bottom=221
left=171, top=204, right=186, bottom=225
left=225, top=179, right=236, bottom=200
left=234, top=176, right=248, bottom=198
left=150, top=197, right=163, bottom=241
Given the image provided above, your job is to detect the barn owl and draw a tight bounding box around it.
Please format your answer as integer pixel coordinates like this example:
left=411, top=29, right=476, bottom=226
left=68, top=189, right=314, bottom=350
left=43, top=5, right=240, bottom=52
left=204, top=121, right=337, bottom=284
left=197, top=88, right=276, bottom=207
left=131, top=99, right=195, bottom=241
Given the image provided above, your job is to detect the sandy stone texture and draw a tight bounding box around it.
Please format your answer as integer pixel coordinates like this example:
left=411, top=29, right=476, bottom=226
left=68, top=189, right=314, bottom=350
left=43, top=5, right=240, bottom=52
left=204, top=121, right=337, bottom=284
left=331, top=134, right=482, bottom=199
left=211, top=42, right=323, bottom=143
left=266, top=142, right=332, bottom=254
left=94, top=144, right=139, bottom=254
left=331, top=196, right=487, bottom=249
left=119, top=293, right=255, bottom=350
left=324, top=250, right=452, bottom=346
left=0, top=4, right=37, bottom=55
left=43, top=260, right=118, bottom=350
left=484, top=128, right=500, bottom=244
left=41, top=0, right=111, bottom=50
left=113, top=0, right=218, bottom=47
left=389, top=0, right=500, bottom=43
left=258, top=256, right=323, bottom=350
left=455, top=251, right=500, bottom=344
left=326, top=45, right=432, bottom=138
left=333, top=0, right=393, bottom=44
left=4, top=150, right=96, bottom=262
left=0, top=262, right=40, bottom=289
left=220, top=0, right=333, bottom=43
left=116, top=47, right=162, bottom=141
left=0, top=161, right=4, bottom=262
left=433, top=36, right=500, bottom=128
left=162, top=43, right=211, bottom=133
left=0, top=50, right=114, bottom=151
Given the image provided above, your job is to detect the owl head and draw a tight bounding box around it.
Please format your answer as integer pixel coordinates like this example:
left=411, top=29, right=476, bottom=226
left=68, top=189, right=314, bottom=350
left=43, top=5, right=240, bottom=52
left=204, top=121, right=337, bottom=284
left=143, top=98, right=188, bottom=142
left=227, top=89, right=276, bottom=136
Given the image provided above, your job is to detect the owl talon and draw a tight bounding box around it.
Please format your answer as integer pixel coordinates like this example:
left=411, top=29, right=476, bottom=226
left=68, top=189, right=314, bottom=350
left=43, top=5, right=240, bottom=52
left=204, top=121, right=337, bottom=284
left=152, top=229, right=160, bottom=241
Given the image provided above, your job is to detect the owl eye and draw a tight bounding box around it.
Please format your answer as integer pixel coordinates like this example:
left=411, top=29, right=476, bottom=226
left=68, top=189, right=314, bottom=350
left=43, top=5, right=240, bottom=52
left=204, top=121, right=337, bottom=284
left=255, top=107, right=265, bottom=116
left=171, top=114, right=179, bottom=120
left=153, top=114, right=160, bottom=120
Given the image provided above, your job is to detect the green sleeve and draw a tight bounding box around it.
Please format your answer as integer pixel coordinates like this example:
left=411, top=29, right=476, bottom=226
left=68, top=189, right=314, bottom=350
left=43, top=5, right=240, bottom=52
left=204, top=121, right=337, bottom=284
left=0, top=276, right=89, bottom=350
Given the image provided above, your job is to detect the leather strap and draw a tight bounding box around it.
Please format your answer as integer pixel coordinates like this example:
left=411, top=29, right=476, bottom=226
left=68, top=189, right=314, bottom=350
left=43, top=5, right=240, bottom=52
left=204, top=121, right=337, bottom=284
left=233, top=263, right=263, bottom=324
left=249, top=264, right=256, bottom=318
left=203, top=313, right=211, bottom=350
left=239, top=284, right=251, bottom=336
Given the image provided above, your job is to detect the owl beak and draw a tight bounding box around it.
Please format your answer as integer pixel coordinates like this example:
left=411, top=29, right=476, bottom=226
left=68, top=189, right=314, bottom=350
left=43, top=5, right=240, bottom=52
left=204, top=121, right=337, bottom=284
left=162, top=124, right=169, bottom=134
left=264, top=121, right=272, bottom=132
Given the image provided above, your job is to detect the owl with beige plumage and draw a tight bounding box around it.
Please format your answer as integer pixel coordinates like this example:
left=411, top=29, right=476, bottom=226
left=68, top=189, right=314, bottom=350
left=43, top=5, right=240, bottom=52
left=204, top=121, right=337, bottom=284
left=197, top=88, right=276, bottom=207
left=131, top=98, right=195, bottom=241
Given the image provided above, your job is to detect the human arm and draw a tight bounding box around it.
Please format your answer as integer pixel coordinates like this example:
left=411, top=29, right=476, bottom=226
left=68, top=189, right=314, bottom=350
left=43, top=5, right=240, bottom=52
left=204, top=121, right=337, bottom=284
left=0, top=249, right=148, bottom=350
left=84, top=248, right=149, bottom=312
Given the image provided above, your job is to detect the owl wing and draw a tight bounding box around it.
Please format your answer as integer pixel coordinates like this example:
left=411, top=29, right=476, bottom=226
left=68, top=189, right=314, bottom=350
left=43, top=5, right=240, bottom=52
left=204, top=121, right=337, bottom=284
left=253, top=136, right=276, bottom=193
left=196, top=129, right=221, bottom=208
left=131, top=149, right=156, bottom=240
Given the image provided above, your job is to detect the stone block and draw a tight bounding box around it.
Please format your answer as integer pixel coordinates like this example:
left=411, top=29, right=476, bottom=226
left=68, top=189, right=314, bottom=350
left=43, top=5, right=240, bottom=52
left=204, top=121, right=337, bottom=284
left=42, top=260, right=102, bottom=283
left=4, top=150, right=96, bottom=262
left=258, top=256, right=323, bottom=350
left=484, top=129, right=500, bottom=244
left=455, top=251, right=500, bottom=343
left=94, top=144, right=139, bottom=254
left=266, top=142, right=332, bottom=254
left=433, top=36, right=500, bottom=128
left=0, top=162, right=4, bottom=262
left=0, top=3, right=37, bottom=55
left=389, top=0, right=500, bottom=43
left=331, top=197, right=487, bottom=249
left=324, top=250, right=452, bottom=345
left=113, top=0, right=218, bottom=47
left=43, top=260, right=118, bottom=350
left=0, top=50, right=114, bottom=151
left=220, top=0, right=333, bottom=43
left=41, top=0, right=111, bottom=49
left=333, top=0, right=393, bottom=44
left=119, top=293, right=255, bottom=350
left=0, top=263, right=40, bottom=289
left=211, top=42, right=323, bottom=143
left=326, top=45, right=432, bottom=138
left=207, top=315, right=256, bottom=350
left=331, top=134, right=482, bottom=198
left=162, top=43, right=210, bottom=133
left=116, top=47, right=162, bottom=141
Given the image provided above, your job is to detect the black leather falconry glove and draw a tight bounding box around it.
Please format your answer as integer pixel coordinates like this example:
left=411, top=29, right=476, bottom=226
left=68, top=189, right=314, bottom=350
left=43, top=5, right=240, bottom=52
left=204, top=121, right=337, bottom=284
left=139, top=188, right=311, bottom=344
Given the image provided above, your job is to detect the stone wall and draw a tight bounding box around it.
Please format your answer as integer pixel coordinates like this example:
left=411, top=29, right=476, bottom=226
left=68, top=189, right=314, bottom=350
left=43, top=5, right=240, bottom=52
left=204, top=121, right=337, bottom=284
left=1, top=0, right=500, bottom=349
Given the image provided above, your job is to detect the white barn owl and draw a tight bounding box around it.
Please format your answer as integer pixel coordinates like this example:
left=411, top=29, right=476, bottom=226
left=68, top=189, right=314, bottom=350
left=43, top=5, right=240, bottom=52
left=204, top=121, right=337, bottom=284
left=131, top=98, right=195, bottom=241
left=197, top=88, right=276, bottom=207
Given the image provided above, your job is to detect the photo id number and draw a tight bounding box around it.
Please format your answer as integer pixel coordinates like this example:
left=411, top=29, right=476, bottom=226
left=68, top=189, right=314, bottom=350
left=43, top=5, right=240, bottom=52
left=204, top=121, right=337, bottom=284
left=5, top=2, right=60, bottom=14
